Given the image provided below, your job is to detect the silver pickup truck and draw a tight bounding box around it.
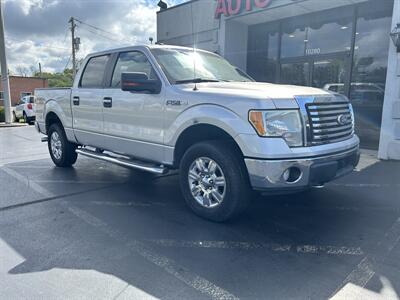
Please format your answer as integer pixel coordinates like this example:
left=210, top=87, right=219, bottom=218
left=35, top=45, right=360, bottom=221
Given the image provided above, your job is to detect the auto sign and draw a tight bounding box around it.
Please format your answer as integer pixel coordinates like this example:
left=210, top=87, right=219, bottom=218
left=215, top=0, right=273, bottom=18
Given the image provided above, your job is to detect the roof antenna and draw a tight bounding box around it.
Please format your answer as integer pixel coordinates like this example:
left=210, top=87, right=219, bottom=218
left=190, top=1, right=198, bottom=91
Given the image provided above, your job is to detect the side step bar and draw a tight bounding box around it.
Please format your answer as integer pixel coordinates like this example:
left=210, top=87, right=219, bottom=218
left=76, top=148, right=168, bottom=175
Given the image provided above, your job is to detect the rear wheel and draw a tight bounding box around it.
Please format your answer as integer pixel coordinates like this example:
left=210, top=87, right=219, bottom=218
left=13, top=112, right=18, bottom=123
left=48, top=123, right=78, bottom=167
left=23, top=112, right=28, bottom=124
left=179, top=141, right=251, bottom=222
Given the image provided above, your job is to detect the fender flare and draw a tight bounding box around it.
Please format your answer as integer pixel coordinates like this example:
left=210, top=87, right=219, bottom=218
left=165, top=104, right=254, bottom=148
left=44, top=100, right=77, bottom=143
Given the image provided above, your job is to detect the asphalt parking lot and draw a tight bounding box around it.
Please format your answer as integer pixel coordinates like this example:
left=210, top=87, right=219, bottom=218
left=1, top=126, right=400, bottom=299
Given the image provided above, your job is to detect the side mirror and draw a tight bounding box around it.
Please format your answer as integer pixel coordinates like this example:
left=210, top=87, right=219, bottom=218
left=121, top=72, right=161, bottom=94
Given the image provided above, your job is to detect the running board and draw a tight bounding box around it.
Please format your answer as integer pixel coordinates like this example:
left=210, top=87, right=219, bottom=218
left=76, top=148, right=168, bottom=175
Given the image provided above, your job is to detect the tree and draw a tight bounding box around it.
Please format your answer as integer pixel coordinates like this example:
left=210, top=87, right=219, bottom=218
left=34, top=69, right=74, bottom=87
left=15, top=66, right=29, bottom=77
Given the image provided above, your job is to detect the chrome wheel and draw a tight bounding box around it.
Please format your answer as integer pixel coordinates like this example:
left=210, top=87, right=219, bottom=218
left=188, top=157, right=226, bottom=208
left=50, top=131, right=62, bottom=160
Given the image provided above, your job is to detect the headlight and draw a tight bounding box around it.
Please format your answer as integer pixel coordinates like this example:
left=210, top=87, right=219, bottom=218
left=249, top=110, right=303, bottom=147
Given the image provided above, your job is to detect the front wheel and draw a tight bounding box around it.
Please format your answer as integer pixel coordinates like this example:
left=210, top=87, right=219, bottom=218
left=179, top=141, right=251, bottom=222
left=47, top=123, right=78, bottom=167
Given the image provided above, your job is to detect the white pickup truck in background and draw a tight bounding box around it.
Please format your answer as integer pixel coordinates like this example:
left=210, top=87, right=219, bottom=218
left=35, top=45, right=360, bottom=221
left=14, top=95, right=36, bottom=124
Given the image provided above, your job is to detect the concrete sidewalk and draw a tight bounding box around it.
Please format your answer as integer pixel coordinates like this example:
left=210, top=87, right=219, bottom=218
left=0, top=122, right=28, bottom=128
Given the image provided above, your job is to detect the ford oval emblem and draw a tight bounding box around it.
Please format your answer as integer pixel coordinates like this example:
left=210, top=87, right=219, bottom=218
left=337, top=114, right=350, bottom=125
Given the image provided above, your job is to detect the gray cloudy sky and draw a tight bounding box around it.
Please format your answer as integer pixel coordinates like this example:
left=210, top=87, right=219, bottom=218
left=3, top=0, right=185, bottom=74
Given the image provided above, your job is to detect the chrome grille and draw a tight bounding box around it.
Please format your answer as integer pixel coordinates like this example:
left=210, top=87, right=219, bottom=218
left=306, top=101, right=354, bottom=145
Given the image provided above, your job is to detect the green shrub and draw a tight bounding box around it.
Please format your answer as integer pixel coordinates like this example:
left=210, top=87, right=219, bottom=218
left=0, top=106, right=4, bottom=122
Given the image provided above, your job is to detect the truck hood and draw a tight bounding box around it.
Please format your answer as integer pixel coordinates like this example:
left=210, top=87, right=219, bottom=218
left=176, top=81, right=332, bottom=100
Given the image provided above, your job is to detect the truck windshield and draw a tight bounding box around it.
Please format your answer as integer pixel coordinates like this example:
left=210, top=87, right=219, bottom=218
left=151, top=48, right=253, bottom=84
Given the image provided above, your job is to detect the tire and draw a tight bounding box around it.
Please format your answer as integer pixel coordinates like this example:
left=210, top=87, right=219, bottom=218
left=23, top=112, right=28, bottom=124
left=47, top=123, right=78, bottom=167
left=179, top=140, right=251, bottom=222
left=13, top=112, right=18, bottom=123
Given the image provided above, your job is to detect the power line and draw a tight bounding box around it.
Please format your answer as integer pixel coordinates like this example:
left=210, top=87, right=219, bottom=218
left=62, top=27, right=69, bottom=45
left=74, top=18, right=116, bottom=37
left=77, top=25, right=122, bottom=43
left=73, top=17, right=136, bottom=45
left=63, top=55, right=71, bottom=71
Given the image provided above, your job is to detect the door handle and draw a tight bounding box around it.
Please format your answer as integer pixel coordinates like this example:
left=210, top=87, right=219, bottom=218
left=73, top=96, right=80, bottom=106
left=103, top=97, right=112, bottom=108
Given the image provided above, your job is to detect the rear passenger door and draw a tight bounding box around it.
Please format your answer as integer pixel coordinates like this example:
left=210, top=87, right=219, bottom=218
left=71, top=54, right=110, bottom=147
left=101, top=51, right=165, bottom=162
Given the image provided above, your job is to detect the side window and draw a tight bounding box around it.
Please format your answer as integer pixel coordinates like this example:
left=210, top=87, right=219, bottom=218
left=111, top=51, right=157, bottom=88
left=80, top=55, right=110, bottom=88
left=20, top=92, right=32, bottom=99
left=328, top=86, right=338, bottom=92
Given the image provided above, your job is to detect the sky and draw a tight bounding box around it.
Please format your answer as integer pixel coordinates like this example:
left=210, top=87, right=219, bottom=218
left=3, top=0, right=186, bottom=74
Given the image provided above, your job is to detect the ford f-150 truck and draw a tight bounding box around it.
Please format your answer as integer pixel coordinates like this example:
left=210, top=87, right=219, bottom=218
left=35, top=45, right=360, bottom=221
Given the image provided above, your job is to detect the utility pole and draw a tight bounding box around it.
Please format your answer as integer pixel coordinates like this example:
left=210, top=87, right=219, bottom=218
left=0, top=0, right=11, bottom=124
left=69, top=17, right=77, bottom=78
left=38, top=62, right=42, bottom=77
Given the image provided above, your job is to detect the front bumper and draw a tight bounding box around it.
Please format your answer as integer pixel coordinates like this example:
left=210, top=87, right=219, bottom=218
left=245, top=147, right=360, bottom=191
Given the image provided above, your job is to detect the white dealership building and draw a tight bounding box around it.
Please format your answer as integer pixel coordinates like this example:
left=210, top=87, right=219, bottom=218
left=157, top=0, right=400, bottom=159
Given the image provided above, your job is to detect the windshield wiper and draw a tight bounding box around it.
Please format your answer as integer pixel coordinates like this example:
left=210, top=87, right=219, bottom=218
left=174, top=78, right=220, bottom=84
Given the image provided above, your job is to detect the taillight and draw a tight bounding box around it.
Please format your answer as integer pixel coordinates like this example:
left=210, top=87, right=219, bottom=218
left=27, top=103, right=33, bottom=109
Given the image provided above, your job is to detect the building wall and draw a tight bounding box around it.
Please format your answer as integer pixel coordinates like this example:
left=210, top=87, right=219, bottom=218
left=223, top=20, right=248, bottom=71
left=378, top=0, right=400, bottom=160
left=0, top=76, right=48, bottom=106
left=157, top=0, right=219, bottom=52
left=158, top=0, right=399, bottom=159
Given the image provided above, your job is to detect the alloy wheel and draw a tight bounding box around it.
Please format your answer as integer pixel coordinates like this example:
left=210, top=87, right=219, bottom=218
left=50, top=131, right=62, bottom=160
left=188, top=157, right=226, bottom=208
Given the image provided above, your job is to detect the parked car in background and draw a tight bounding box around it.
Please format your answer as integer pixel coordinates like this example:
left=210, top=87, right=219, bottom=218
left=13, top=95, right=36, bottom=124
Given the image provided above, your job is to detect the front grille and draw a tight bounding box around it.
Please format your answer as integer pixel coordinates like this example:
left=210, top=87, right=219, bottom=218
left=306, top=101, right=354, bottom=145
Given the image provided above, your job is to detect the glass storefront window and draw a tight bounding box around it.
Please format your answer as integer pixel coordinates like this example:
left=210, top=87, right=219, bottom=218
left=281, top=27, right=306, bottom=58
left=280, top=62, right=309, bottom=86
left=313, top=58, right=347, bottom=90
left=246, top=0, right=394, bottom=149
left=247, top=25, right=279, bottom=82
left=350, top=2, right=393, bottom=149
left=281, top=13, right=353, bottom=58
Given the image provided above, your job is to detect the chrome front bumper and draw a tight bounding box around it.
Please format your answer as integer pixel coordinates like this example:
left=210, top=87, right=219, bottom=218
left=245, top=146, right=360, bottom=191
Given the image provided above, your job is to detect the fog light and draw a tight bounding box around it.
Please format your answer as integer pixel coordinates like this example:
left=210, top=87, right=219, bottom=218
left=283, top=169, right=291, bottom=181
left=282, top=167, right=302, bottom=183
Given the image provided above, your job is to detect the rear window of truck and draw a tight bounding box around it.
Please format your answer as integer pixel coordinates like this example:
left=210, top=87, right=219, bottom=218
left=80, top=55, right=110, bottom=88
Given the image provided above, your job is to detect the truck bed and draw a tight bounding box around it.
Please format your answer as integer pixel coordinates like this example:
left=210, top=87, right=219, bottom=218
left=34, top=87, right=72, bottom=131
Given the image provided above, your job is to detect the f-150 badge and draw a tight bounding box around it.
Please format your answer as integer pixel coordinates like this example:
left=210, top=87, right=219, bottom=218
left=166, top=100, right=188, bottom=106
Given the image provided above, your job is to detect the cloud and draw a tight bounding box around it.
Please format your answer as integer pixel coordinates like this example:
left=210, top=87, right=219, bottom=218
left=3, top=0, right=186, bottom=74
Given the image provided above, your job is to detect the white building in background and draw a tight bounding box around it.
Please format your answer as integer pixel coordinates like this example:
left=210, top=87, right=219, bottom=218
left=157, top=0, right=400, bottom=159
